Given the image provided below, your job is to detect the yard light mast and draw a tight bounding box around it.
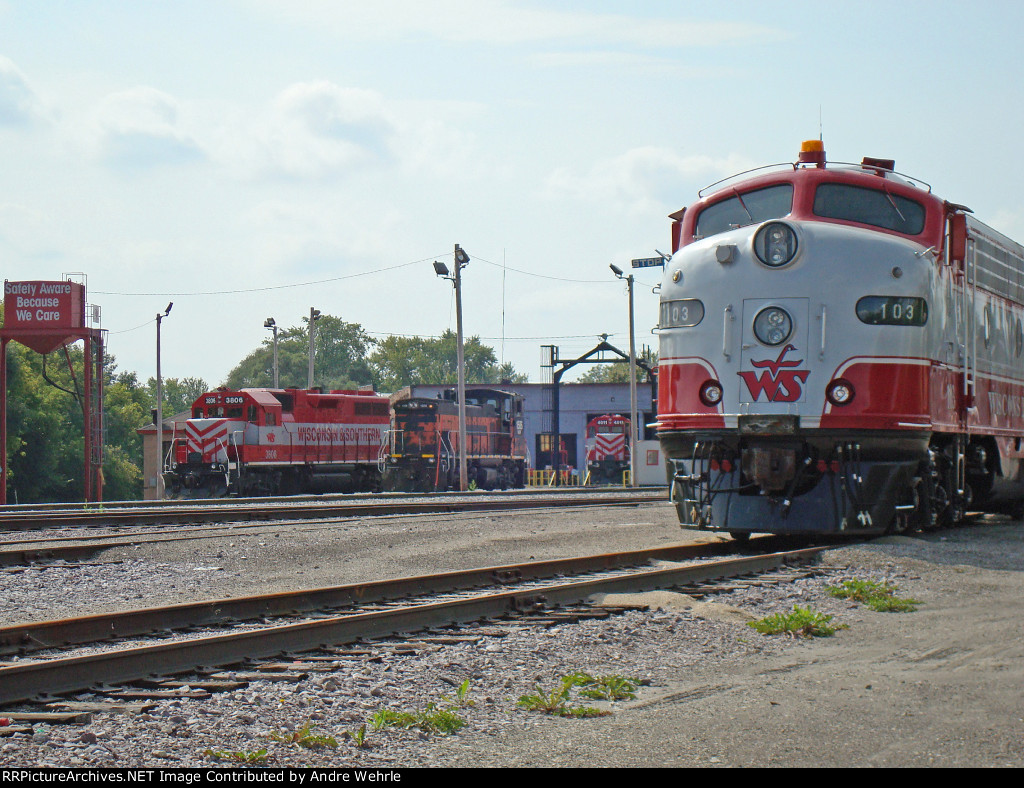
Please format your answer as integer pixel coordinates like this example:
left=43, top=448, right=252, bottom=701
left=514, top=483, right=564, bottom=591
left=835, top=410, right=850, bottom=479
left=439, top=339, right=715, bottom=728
left=307, top=307, right=321, bottom=389
left=265, top=317, right=283, bottom=388
left=433, top=244, right=471, bottom=492
left=610, top=264, right=638, bottom=488
left=155, top=301, right=173, bottom=499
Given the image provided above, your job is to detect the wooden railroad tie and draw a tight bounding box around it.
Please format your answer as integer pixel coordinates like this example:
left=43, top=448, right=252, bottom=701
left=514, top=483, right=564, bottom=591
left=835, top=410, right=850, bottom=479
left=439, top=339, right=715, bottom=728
left=47, top=701, right=157, bottom=715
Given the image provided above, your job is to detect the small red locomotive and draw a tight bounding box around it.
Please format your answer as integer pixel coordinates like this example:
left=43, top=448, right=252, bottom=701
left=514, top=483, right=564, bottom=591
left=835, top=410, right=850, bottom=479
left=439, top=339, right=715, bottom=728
left=165, top=387, right=390, bottom=497
left=585, top=414, right=631, bottom=485
left=382, top=387, right=527, bottom=492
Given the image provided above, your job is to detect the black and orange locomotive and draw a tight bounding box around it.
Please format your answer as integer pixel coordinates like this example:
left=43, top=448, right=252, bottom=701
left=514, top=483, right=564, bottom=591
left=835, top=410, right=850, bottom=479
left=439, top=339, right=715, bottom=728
left=382, top=387, right=527, bottom=492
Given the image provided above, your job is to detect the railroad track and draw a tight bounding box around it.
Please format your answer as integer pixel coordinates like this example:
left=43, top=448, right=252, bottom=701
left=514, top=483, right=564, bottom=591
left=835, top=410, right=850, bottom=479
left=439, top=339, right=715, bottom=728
left=0, top=489, right=665, bottom=533
left=2, top=485, right=646, bottom=513
left=0, top=541, right=824, bottom=707
left=0, top=492, right=670, bottom=568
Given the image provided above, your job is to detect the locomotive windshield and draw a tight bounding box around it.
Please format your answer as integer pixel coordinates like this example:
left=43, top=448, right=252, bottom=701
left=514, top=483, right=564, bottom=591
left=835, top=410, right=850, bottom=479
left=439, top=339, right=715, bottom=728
left=695, top=184, right=793, bottom=239
left=813, top=183, right=925, bottom=235
left=394, top=410, right=436, bottom=452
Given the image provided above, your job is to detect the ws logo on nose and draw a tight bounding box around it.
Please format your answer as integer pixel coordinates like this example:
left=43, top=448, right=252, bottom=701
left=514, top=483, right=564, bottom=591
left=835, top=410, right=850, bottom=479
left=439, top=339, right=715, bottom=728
left=738, top=344, right=810, bottom=402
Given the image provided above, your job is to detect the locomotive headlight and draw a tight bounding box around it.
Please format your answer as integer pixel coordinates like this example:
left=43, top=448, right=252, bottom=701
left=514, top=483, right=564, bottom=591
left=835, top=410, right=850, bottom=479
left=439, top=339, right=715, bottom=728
left=699, top=380, right=724, bottom=407
left=826, top=379, right=856, bottom=406
left=754, top=222, right=798, bottom=267
left=753, top=306, right=793, bottom=346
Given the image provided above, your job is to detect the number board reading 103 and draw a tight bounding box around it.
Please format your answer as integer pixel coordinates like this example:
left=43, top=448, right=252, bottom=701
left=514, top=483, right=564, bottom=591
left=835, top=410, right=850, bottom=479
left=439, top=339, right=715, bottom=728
left=856, top=296, right=928, bottom=327
left=660, top=299, right=705, bottom=328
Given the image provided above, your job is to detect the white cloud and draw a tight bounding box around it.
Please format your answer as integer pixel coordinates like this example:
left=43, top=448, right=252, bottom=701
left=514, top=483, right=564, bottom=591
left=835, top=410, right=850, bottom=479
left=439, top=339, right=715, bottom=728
left=231, top=81, right=480, bottom=181
left=253, top=82, right=396, bottom=179
left=93, top=87, right=204, bottom=168
left=0, top=56, right=48, bottom=126
left=543, top=147, right=756, bottom=214
left=277, top=83, right=392, bottom=146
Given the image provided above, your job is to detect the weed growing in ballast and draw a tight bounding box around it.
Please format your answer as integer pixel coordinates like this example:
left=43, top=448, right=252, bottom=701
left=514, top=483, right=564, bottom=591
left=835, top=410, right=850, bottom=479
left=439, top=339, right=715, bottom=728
left=748, top=605, right=848, bottom=638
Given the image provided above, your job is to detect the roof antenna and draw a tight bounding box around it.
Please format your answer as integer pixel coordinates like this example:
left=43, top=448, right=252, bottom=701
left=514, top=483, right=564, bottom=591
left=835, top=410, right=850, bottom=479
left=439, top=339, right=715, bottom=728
left=819, top=106, right=823, bottom=141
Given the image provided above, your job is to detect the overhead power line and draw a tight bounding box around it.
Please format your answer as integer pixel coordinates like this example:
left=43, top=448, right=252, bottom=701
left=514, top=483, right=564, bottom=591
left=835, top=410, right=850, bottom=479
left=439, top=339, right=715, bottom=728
left=92, top=256, right=443, bottom=297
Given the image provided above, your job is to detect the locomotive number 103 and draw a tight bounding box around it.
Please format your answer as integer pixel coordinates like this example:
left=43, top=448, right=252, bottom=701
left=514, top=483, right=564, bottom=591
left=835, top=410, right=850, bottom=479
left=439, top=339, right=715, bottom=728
left=855, top=296, right=928, bottom=326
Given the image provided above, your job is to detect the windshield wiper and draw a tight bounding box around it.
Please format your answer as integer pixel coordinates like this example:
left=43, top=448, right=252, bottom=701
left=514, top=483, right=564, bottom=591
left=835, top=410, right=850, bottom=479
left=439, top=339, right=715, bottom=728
left=732, top=188, right=754, bottom=224
left=883, top=188, right=906, bottom=224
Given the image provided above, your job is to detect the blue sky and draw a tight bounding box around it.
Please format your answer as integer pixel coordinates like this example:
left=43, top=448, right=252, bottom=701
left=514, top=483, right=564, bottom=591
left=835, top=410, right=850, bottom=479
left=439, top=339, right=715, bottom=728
left=2, top=1, right=1023, bottom=386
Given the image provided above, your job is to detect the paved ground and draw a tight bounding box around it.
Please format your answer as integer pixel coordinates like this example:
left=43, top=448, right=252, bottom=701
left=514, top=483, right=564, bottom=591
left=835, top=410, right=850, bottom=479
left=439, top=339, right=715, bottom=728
left=428, top=517, right=1024, bottom=767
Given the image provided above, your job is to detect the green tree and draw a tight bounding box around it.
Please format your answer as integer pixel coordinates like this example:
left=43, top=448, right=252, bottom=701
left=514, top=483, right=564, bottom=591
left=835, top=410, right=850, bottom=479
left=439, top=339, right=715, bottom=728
left=311, top=314, right=376, bottom=390
left=223, top=314, right=375, bottom=391
left=370, top=330, right=526, bottom=391
left=575, top=349, right=658, bottom=384
left=3, top=342, right=71, bottom=502
left=145, top=375, right=210, bottom=416
left=103, top=368, right=155, bottom=501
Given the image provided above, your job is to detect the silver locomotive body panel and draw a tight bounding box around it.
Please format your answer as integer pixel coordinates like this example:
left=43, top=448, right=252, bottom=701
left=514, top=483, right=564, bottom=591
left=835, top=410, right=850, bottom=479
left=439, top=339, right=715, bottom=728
left=660, top=220, right=941, bottom=431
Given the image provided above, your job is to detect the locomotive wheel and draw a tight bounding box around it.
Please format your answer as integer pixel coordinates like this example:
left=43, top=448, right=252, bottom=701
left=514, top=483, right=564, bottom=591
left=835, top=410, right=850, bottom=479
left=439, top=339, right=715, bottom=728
left=921, top=481, right=949, bottom=532
left=920, top=449, right=957, bottom=531
left=949, top=483, right=970, bottom=527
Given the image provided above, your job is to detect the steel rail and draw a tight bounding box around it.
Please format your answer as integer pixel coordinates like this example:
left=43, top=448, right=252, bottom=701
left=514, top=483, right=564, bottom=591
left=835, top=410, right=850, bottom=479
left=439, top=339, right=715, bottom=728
left=0, top=485, right=655, bottom=514
left=0, top=545, right=107, bottom=567
left=0, top=540, right=766, bottom=655
left=3, top=501, right=626, bottom=556
left=0, top=491, right=665, bottom=532
left=0, top=546, right=824, bottom=705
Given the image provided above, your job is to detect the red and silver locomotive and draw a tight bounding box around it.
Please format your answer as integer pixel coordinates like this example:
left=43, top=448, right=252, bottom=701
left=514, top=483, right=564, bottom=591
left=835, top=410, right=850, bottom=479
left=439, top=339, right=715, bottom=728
left=657, top=140, right=1024, bottom=538
left=165, top=387, right=389, bottom=497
